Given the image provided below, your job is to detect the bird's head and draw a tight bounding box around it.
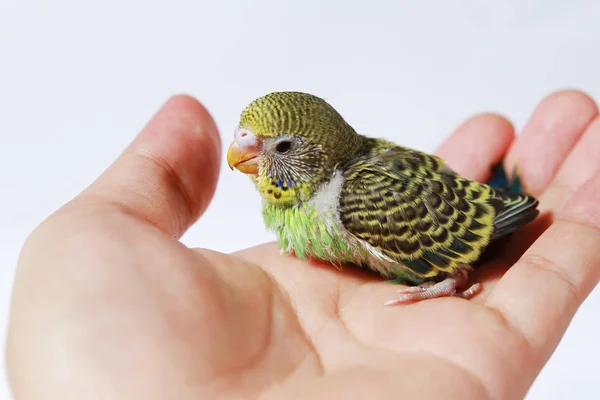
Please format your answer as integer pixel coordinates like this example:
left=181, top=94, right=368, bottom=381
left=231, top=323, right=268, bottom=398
left=227, top=92, right=363, bottom=206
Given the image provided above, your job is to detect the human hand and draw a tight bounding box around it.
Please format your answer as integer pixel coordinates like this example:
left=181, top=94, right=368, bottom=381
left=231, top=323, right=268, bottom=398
left=7, top=91, right=600, bottom=399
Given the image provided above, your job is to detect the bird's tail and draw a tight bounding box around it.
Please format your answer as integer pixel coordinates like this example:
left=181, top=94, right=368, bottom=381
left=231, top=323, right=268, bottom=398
left=491, top=191, right=539, bottom=240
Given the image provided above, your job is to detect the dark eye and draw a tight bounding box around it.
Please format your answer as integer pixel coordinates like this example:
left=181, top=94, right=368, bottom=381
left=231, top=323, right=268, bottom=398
left=275, top=140, right=292, bottom=154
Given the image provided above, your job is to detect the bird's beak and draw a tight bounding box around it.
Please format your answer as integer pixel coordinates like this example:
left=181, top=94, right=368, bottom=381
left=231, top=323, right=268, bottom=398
left=227, top=136, right=260, bottom=175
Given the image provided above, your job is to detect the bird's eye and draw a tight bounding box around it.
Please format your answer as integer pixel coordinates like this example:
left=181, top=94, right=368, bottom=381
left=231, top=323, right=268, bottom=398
left=275, top=140, right=292, bottom=154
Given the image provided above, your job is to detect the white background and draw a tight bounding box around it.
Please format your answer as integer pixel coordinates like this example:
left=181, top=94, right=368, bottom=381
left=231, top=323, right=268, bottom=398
left=1, top=1, right=599, bottom=399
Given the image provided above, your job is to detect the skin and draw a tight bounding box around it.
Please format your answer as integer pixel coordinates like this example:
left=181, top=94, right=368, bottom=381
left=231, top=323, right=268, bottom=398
left=6, top=90, right=600, bottom=400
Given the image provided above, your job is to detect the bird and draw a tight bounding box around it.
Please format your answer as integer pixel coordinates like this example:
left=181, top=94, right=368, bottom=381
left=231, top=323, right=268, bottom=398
left=226, top=91, right=539, bottom=305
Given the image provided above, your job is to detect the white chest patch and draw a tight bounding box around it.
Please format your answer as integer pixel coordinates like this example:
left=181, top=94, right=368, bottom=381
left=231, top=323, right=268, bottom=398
left=308, top=170, right=345, bottom=222
left=307, top=169, right=399, bottom=274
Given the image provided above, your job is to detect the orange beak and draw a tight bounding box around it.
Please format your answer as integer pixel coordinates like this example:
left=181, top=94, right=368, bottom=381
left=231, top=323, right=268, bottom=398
left=227, top=135, right=260, bottom=175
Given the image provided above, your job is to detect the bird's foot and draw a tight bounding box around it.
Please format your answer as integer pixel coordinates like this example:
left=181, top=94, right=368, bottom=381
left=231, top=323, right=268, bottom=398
left=384, top=269, right=481, bottom=306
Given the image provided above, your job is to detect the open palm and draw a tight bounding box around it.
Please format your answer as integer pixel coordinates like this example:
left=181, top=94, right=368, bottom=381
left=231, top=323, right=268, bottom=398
left=7, top=92, right=600, bottom=400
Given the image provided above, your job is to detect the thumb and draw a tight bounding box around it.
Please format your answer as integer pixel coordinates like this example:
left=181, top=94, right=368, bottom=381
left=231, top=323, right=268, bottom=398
left=77, top=95, right=221, bottom=238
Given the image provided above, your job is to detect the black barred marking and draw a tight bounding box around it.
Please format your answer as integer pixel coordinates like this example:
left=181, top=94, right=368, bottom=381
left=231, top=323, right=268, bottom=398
left=337, top=143, right=539, bottom=280
left=406, top=157, right=420, bottom=169
left=404, top=206, right=416, bottom=219
left=427, top=192, right=442, bottom=208
left=404, top=259, right=434, bottom=274
left=417, top=220, right=433, bottom=232
left=342, top=206, right=366, bottom=215
left=420, top=235, right=434, bottom=247
left=440, top=202, right=454, bottom=216
left=423, top=251, right=451, bottom=268
left=462, top=230, right=482, bottom=243
left=449, top=221, right=461, bottom=233
left=474, top=204, right=486, bottom=219
left=432, top=229, right=449, bottom=243
left=489, top=198, right=504, bottom=212
left=437, top=247, right=460, bottom=259
left=443, top=189, right=457, bottom=203
left=366, top=202, right=380, bottom=212
left=392, top=224, right=410, bottom=236
left=390, top=210, right=404, bottom=221
left=396, top=240, right=421, bottom=255
left=413, top=184, right=425, bottom=196
left=449, top=239, right=472, bottom=254
left=470, top=220, right=485, bottom=230
left=457, top=198, right=470, bottom=212
left=430, top=181, right=443, bottom=193
left=341, top=198, right=364, bottom=208
left=416, top=203, right=428, bottom=218
left=437, top=215, right=450, bottom=225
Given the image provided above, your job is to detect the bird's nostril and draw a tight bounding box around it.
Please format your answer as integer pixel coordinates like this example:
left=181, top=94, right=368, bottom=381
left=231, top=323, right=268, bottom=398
left=236, top=129, right=257, bottom=147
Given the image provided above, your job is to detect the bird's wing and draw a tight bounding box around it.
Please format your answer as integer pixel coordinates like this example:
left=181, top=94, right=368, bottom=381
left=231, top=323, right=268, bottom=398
left=339, top=147, right=505, bottom=279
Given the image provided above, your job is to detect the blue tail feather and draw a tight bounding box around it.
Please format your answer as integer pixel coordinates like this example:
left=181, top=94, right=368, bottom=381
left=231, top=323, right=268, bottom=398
left=487, top=161, right=522, bottom=193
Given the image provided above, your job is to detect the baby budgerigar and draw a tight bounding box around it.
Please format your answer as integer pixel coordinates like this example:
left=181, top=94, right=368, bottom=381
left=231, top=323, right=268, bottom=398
left=226, top=91, right=539, bottom=305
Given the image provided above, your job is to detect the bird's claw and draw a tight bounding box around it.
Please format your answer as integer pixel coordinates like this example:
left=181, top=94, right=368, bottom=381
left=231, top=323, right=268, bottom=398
left=384, top=277, right=481, bottom=306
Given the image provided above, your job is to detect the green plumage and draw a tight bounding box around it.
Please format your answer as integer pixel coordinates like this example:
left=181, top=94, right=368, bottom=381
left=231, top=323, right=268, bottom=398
left=234, top=92, right=539, bottom=286
left=263, top=204, right=351, bottom=262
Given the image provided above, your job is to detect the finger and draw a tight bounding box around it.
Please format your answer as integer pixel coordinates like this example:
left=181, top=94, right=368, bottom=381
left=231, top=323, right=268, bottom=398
left=435, top=113, right=515, bottom=181
left=504, top=90, right=598, bottom=197
left=542, top=114, right=600, bottom=211
left=78, top=95, right=221, bottom=237
left=486, top=174, right=600, bottom=361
